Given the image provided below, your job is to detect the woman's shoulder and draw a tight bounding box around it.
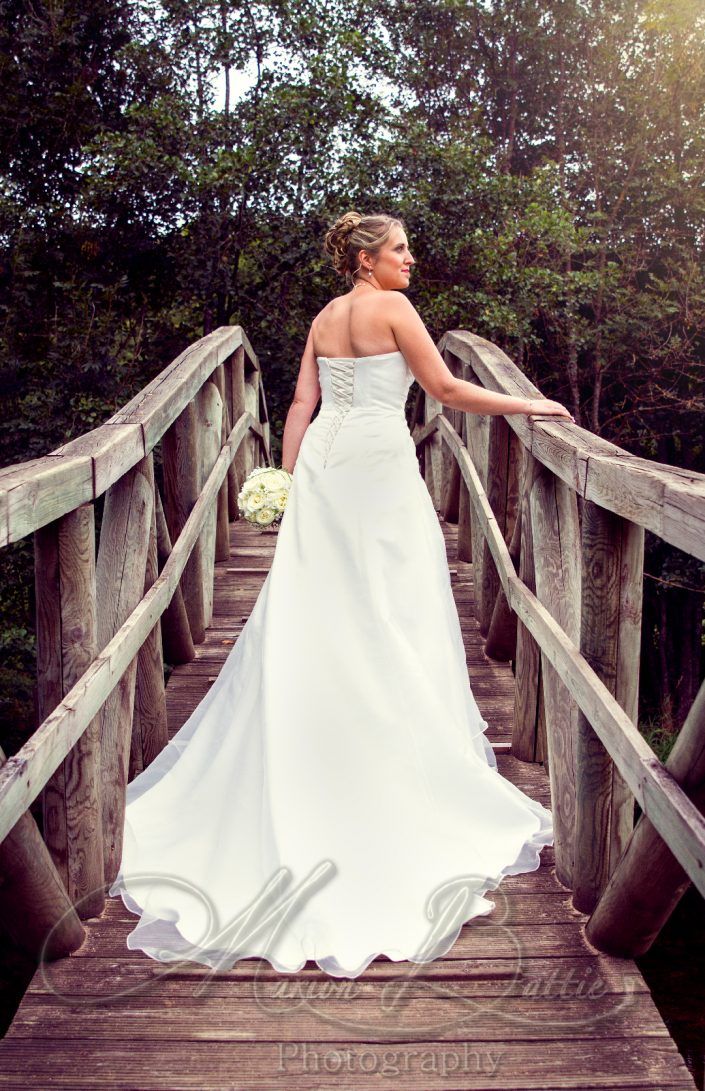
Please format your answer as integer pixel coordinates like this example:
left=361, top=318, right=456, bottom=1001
left=312, top=289, right=411, bottom=322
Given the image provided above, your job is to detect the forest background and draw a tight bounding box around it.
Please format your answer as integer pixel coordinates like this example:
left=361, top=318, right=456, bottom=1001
left=1, top=0, right=704, bottom=759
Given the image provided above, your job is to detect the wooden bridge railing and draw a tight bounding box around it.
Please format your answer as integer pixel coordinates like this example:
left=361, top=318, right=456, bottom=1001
left=0, top=326, right=270, bottom=961
left=412, top=329, right=705, bottom=958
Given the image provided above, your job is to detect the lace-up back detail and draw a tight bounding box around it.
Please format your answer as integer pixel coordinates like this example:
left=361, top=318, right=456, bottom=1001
left=315, top=350, right=415, bottom=468
left=320, top=359, right=355, bottom=467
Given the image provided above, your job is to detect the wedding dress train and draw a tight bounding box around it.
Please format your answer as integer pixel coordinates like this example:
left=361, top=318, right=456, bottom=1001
left=108, top=349, right=553, bottom=978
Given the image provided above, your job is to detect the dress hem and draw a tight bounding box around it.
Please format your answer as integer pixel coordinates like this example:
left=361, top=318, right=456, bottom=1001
left=107, top=796, right=552, bottom=980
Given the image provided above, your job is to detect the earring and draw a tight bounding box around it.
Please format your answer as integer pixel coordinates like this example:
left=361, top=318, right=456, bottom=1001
left=367, top=269, right=372, bottom=276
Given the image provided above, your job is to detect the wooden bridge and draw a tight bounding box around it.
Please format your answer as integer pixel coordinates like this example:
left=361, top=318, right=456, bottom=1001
left=0, top=325, right=702, bottom=1089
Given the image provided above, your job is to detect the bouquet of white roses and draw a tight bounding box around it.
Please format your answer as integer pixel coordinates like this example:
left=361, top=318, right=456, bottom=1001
left=236, top=466, right=293, bottom=531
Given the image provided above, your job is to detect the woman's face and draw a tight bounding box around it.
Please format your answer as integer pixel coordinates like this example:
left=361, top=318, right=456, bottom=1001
left=359, top=226, right=415, bottom=290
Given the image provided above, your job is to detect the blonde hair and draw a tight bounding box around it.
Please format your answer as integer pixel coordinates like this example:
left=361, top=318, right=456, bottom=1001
left=323, top=210, right=406, bottom=286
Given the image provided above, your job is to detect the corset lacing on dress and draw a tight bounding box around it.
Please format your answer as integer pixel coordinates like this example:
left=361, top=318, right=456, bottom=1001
left=321, top=359, right=355, bottom=468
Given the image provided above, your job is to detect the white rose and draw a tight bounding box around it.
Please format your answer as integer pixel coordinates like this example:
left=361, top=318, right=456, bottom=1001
left=246, top=491, right=266, bottom=512
left=255, top=506, right=276, bottom=525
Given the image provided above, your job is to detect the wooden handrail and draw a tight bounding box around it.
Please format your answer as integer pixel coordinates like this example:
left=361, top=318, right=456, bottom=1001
left=413, top=330, right=705, bottom=958
left=0, top=326, right=270, bottom=960
left=0, top=325, right=263, bottom=546
left=440, top=330, right=705, bottom=561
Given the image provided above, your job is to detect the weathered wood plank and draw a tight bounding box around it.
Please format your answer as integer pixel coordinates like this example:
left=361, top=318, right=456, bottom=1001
left=5, top=991, right=670, bottom=1041
left=154, top=486, right=195, bottom=665
left=0, top=1039, right=694, bottom=1090
left=96, top=459, right=154, bottom=883
left=131, top=454, right=169, bottom=778
left=512, top=451, right=543, bottom=762
left=530, top=466, right=581, bottom=889
left=162, top=400, right=206, bottom=643
left=35, top=504, right=104, bottom=917
left=29, top=953, right=650, bottom=997
left=196, top=380, right=223, bottom=628
left=573, top=502, right=644, bottom=914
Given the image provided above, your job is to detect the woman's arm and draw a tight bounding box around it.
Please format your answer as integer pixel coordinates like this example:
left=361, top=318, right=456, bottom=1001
left=281, top=324, right=321, bottom=473
left=390, top=294, right=574, bottom=421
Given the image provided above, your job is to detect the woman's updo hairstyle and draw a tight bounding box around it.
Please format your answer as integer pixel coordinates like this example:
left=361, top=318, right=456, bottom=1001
left=323, top=210, right=405, bottom=286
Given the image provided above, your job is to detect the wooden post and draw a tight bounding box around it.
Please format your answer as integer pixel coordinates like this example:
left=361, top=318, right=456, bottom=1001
left=212, top=363, right=231, bottom=561
left=456, top=417, right=472, bottom=563
left=154, top=487, right=195, bottom=665
left=96, top=459, right=153, bottom=884
left=131, top=453, right=169, bottom=780
left=573, top=501, right=645, bottom=913
left=423, top=394, right=444, bottom=509
left=224, top=353, right=240, bottom=521
left=438, top=350, right=462, bottom=523
left=478, top=417, right=520, bottom=636
left=197, top=380, right=223, bottom=627
left=231, top=346, right=251, bottom=507
left=512, top=452, right=543, bottom=762
left=244, top=369, right=259, bottom=476
left=162, top=400, right=206, bottom=643
left=586, top=676, right=705, bottom=955
left=259, top=376, right=271, bottom=460
left=0, top=748, right=85, bottom=958
left=35, top=504, right=105, bottom=918
left=463, top=410, right=490, bottom=604
left=485, top=443, right=525, bottom=662
left=529, top=465, right=581, bottom=890
left=440, top=451, right=461, bottom=524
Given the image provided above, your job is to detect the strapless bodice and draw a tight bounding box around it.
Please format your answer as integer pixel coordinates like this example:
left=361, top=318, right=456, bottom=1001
left=316, top=350, right=414, bottom=413
left=315, top=350, right=415, bottom=468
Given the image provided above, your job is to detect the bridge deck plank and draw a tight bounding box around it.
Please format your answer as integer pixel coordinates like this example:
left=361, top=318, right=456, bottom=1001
left=0, top=517, right=695, bottom=1090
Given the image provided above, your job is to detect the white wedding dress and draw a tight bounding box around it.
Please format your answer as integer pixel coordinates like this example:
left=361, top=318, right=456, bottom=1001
left=108, top=349, right=553, bottom=978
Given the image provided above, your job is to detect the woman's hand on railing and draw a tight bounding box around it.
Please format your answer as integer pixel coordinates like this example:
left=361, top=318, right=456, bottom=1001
left=524, top=397, right=575, bottom=423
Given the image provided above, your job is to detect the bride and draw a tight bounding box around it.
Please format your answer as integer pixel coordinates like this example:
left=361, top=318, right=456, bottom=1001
left=108, top=210, right=573, bottom=979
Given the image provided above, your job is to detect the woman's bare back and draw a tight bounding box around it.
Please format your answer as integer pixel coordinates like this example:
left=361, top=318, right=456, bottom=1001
left=311, top=290, right=402, bottom=358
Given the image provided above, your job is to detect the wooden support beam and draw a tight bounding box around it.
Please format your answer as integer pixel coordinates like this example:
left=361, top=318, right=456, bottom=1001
left=211, top=363, right=231, bottom=561
left=0, top=748, right=85, bottom=959
left=154, top=487, right=195, bottom=666
left=456, top=414, right=473, bottom=563
left=586, top=676, right=705, bottom=954
left=162, top=401, right=206, bottom=643
left=463, top=410, right=490, bottom=609
left=244, top=368, right=260, bottom=475
left=423, top=395, right=444, bottom=509
left=35, top=504, right=104, bottom=918
left=231, top=346, right=251, bottom=509
left=197, top=380, right=223, bottom=628
left=573, top=501, right=645, bottom=913
left=440, top=447, right=461, bottom=523
left=223, top=354, right=239, bottom=521
left=438, top=356, right=463, bottom=523
left=530, top=465, right=581, bottom=889
left=96, top=459, right=153, bottom=884
left=511, top=452, right=549, bottom=764
left=485, top=444, right=526, bottom=662
left=130, top=453, right=168, bottom=781
left=478, top=416, right=519, bottom=636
